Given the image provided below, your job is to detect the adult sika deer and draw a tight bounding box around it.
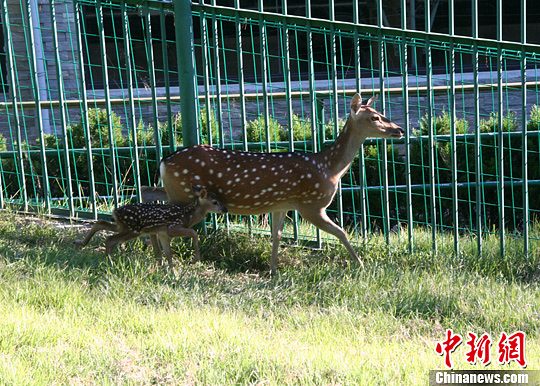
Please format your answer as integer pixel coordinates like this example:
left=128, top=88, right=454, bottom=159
left=147, top=94, right=403, bottom=274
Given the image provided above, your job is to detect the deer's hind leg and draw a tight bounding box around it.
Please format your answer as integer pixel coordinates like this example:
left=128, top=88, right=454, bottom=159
left=299, top=207, right=361, bottom=265
left=75, top=220, right=118, bottom=247
left=270, top=211, right=287, bottom=276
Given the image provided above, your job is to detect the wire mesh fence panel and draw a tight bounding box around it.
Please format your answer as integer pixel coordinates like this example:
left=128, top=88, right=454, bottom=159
left=0, top=0, right=538, bottom=256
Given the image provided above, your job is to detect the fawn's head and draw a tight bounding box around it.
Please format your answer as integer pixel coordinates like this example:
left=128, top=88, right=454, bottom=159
left=349, top=93, right=404, bottom=139
left=192, top=185, right=228, bottom=213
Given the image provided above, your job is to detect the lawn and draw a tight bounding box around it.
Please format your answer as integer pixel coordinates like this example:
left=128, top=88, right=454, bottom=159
left=0, top=212, right=538, bottom=385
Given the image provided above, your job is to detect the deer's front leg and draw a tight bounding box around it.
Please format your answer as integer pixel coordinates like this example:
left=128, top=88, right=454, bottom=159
left=299, top=208, right=361, bottom=266
left=270, top=211, right=287, bottom=276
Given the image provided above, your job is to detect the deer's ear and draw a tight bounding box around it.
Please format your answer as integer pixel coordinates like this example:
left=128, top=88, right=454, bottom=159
left=366, top=94, right=378, bottom=107
left=198, top=188, right=208, bottom=199
left=350, top=93, right=363, bottom=115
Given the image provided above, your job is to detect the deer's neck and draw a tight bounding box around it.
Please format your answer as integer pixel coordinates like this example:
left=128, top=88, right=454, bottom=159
left=320, top=118, right=366, bottom=182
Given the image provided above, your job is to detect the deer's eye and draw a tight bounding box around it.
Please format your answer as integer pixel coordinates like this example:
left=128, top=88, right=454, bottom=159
left=371, top=116, right=380, bottom=121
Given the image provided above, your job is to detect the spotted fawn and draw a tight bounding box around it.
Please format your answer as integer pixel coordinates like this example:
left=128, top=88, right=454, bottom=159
left=76, top=186, right=227, bottom=267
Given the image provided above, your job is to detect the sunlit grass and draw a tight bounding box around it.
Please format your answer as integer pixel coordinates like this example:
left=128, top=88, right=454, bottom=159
left=0, top=211, right=537, bottom=385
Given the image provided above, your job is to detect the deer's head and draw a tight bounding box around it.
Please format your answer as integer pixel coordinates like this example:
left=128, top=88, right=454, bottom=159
left=349, top=93, right=404, bottom=139
left=192, top=185, right=228, bottom=213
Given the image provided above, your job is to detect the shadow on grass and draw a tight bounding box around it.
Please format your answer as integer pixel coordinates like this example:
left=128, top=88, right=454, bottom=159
left=1, top=212, right=539, bottom=334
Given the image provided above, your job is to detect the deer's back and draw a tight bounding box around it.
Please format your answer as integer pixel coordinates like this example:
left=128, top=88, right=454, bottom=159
left=161, top=145, right=336, bottom=215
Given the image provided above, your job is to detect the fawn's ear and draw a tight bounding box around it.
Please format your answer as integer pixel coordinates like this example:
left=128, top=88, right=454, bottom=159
left=198, top=188, right=208, bottom=199
left=192, top=185, right=203, bottom=196
left=350, top=93, right=363, bottom=115
left=365, top=94, right=378, bottom=107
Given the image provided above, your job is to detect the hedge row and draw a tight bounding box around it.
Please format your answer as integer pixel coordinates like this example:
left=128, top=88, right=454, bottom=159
left=0, top=106, right=538, bottom=232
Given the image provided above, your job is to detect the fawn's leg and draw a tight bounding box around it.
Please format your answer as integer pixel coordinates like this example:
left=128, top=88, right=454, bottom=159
left=150, top=235, right=164, bottom=266
left=105, top=231, right=139, bottom=255
left=75, top=220, right=117, bottom=247
left=167, top=225, right=200, bottom=261
left=299, top=208, right=361, bottom=264
left=140, top=187, right=169, bottom=266
left=270, top=211, right=287, bottom=276
left=156, top=233, right=175, bottom=269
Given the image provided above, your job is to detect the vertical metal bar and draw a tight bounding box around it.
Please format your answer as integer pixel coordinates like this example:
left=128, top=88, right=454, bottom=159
left=472, top=0, right=481, bottom=256
left=145, top=5, right=161, bottom=167
left=175, top=0, right=199, bottom=147
left=425, top=0, right=437, bottom=253
left=449, top=0, right=459, bottom=254
left=160, top=9, right=174, bottom=153
left=521, top=0, right=529, bottom=257
left=50, top=0, right=74, bottom=216
left=328, top=0, right=342, bottom=228
left=496, top=0, right=505, bottom=256
left=2, top=0, right=28, bottom=211
left=210, top=2, right=224, bottom=148
left=199, top=0, right=212, bottom=146
left=401, top=0, right=413, bottom=251
left=306, top=0, right=321, bottom=247
left=24, top=0, right=49, bottom=212
left=281, top=0, right=299, bottom=241
left=199, top=1, right=218, bottom=230
left=74, top=1, right=96, bottom=218
left=96, top=0, right=119, bottom=207
left=122, top=3, right=141, bottom=202
left=234, top=0, right=252, bottom=235
left=258, top=0, right=270, bottom=152
left=234, top=0, right=247, bottom=151
left=377, top=0, right=390, bottom=244
left=208, top=1, right=227, bottom=231
left=353, top=0, right=367, bottom=240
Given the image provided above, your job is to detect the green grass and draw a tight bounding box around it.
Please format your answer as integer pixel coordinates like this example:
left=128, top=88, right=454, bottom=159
left=0, top=212, right=538, bottom=385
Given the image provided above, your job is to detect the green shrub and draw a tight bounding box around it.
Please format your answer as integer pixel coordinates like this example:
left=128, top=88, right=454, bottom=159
left=479, top=111, right=518, bottom=133
left=527, top=105, right=540, bottom=131
left=410, top=111, right=469, bottom=186
left=0, top=134, right=7, bottom=152
left=417, top=110, right=469, bottom=136
left=70, top=108, right=126, bottom=148
left=245, top=115, right=283, bottom=144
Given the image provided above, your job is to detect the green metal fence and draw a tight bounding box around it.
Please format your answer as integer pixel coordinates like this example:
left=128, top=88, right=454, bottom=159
left=0, top=0, right=538, bottom=257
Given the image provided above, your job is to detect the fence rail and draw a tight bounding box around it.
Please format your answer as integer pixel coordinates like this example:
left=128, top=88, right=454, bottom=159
left=0, top=0, right=538, bottom=258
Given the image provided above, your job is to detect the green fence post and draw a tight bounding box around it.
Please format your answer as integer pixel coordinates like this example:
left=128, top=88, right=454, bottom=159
left=521, top=0, right=529, bottom=258
left=174, top=0, right=199, bottom=147
left=2, top=0, right=28, bottom=211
